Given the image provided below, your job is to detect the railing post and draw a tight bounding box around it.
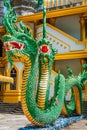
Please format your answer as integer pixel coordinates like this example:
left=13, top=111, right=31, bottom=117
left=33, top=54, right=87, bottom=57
left=44, top=0, right=47, bottom=8
left=52, top=0, right=54, bottom=8
left=65, top=0, right=69, bottom=5
left=56, top=0, right=58, bottom=7
left=60, top=0, right=62, bottom=6
left=47, top=0, right=50, bottom=8
left=82, top=0, right=86, bottom=5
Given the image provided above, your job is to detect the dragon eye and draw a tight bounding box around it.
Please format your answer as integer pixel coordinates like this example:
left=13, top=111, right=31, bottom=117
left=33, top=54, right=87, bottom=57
left=22, top=37, right=25, bottom=40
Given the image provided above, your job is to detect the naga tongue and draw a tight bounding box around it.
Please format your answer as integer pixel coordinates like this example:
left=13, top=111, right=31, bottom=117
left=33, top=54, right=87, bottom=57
left=41, top=45, right=49, bottom=53
left=10, top=41, right=22, bottom=49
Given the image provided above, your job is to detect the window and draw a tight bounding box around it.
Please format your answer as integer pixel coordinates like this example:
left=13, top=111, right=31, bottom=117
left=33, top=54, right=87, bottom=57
left=10, top=68, right=16, bottom=90
left=0, top=84, right=1, bottom=91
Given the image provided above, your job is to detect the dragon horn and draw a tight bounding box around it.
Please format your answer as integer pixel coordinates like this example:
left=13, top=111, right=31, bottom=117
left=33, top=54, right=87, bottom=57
left=4, top=0, right=11, bottom=9
left=43, top=6, right=46, bottom=39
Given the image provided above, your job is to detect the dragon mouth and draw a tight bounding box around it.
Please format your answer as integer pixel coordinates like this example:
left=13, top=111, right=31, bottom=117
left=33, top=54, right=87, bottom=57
left=39, top=45, right=50, bottom=54
left=3, top=41, right=24, bottom=51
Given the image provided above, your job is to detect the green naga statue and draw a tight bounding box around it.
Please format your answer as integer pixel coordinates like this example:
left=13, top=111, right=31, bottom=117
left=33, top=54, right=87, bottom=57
left=2, top=0, right=87, bottom=126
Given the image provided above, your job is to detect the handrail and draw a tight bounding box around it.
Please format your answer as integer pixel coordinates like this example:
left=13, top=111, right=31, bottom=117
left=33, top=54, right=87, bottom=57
left=0, top=75, right=14, bottom=83
left=36, top=23, right=83, bottom=45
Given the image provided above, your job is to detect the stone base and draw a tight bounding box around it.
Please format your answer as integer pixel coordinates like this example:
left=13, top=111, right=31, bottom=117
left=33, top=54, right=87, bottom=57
left=19, top=115, right=84, bottom=130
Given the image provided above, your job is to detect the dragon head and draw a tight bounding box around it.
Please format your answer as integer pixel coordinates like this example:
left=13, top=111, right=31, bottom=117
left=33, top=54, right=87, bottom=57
left=2, top=35, right=24, bottom=51
left=2, top=21, right=38, bottom=67
left=38, top=38, right=56, bottom=64
left=37, top=6, right=56, bottom=66
left=2, top=1, right=55, bottom=69
left=2, top=0, right=38, bottom=67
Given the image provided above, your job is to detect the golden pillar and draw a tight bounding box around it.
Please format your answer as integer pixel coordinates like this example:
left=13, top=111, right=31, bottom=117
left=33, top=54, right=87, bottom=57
left=79, top=17, right=87, bottom=51
left=80, top=17, right=85, bottom=41
left=5, top=66, right=10, bottom=91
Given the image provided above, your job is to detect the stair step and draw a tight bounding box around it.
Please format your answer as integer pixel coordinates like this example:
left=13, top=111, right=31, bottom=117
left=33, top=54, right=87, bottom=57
left=0, top=101, right=23, bottom=114
left=82, top=101, right=87, bottom=116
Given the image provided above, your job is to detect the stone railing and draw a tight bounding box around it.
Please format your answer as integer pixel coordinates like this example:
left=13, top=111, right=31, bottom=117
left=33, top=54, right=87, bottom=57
left=38, top=0, right=87, bottom=11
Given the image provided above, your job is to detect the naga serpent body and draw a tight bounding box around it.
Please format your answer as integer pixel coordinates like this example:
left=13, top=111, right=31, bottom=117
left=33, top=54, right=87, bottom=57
left=2, top=0, right=87, bottom=126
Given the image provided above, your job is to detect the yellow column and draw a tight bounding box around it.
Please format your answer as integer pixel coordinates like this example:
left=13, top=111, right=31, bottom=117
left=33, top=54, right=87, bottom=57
left=85, top=0, right=87, bottom=5
left=79, top=17, right=86, bottom=41
left=80, top=17, right=87, bottom=51
left=5, top=67, right=10, bottom=91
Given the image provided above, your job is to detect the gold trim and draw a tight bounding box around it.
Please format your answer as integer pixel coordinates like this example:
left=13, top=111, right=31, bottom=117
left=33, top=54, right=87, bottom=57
left=51, top=70, right=57, bottom=75
left=55, top=50, right=87, bottom=60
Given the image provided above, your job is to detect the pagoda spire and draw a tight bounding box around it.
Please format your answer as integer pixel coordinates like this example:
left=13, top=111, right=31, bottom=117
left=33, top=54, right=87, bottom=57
left=0, top=0, right=4, bottom=26
left=10, top=0, right=37, bottom=16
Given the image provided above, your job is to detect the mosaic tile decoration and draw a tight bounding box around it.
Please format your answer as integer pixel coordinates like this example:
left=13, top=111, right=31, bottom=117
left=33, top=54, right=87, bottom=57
left=19, top=115, right=84, bottom=130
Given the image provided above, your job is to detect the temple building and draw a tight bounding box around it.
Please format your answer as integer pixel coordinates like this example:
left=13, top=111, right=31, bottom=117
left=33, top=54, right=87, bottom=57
left=0, top=0, right=87, bottom=114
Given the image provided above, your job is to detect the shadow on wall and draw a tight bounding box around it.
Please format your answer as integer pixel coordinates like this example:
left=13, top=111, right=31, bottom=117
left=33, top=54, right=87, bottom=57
left=55, top=59, right=81, bottom=78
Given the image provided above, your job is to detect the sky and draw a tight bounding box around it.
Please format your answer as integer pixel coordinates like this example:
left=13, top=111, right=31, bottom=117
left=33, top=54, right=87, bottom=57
left=4, top=0, right=10, bottom=13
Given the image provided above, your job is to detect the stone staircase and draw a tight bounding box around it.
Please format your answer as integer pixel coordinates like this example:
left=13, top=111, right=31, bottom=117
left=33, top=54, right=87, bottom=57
left=0, top=101, right=23, bottom=114
left=83, top=101, right=87, bottom=117
left=0, top=100, right=87, bottom=116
